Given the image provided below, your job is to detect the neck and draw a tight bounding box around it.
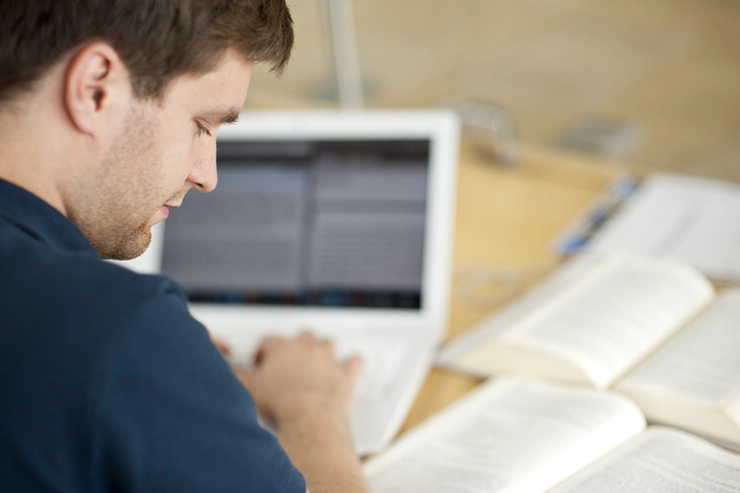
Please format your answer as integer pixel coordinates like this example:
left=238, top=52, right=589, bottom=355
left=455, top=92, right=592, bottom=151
left=0, top=92, right=85, bottom=218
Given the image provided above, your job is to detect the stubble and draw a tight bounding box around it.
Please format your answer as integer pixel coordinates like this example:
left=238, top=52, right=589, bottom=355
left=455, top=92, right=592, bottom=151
left=70, top=104, right=167, bottom=261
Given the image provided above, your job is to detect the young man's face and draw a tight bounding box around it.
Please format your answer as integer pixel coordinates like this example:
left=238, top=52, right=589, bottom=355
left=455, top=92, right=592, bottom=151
left=74, top=49, right=253, bottom=260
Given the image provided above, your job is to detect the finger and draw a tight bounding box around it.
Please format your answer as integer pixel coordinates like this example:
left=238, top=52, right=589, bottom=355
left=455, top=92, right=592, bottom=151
left=232, top=370, right=271, bottom=418
left=259, top=335, right=285, bottom=349
left=320, top=337, right=336, bottom=355
left=254, top=336, right=284, bottom=365
left=232, top=367, right=260, bottom=397
left=297, top=330, right=334, bottom=349
left=297, top=331, right=317, bottom=344
left=210, top=335, right=231, bottom=356
left=343, top=355, right=364, bottom=384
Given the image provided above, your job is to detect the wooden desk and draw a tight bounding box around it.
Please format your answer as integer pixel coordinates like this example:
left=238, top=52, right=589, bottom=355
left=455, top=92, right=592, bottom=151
left=397, top=141, right=623, bottom=435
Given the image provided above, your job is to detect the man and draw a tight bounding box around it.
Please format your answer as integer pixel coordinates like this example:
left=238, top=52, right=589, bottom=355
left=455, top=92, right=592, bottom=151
left=0, top=1, right=369, bottom=491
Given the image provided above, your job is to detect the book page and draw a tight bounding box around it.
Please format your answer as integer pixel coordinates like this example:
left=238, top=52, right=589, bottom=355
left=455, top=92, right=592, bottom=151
left=586, top=173, right=740, bottom=283
left=365, top=378, right=645, bottom=493
left=619, top=290, right=740, bottom=407
left=500, top=254, right=714, bottom=388
left=549, top=427, right=740, bottom=492
left=439, top=252, right=603, bottom=377
left=618, top=289, right=740, bottom=407
left=615, top=290, right=740, bottom=444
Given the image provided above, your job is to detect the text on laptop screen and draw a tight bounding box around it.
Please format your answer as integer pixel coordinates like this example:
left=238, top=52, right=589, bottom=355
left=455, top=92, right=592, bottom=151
left=161, top=139, right=430, bottom=309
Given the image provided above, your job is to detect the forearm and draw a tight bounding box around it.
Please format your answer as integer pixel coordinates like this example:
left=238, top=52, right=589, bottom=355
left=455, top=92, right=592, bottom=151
left=278, top=409, right=370, bottom=493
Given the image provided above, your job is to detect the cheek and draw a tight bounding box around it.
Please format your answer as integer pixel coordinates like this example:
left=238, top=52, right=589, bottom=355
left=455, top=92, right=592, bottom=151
left=162, top=132, right=199, bottom=183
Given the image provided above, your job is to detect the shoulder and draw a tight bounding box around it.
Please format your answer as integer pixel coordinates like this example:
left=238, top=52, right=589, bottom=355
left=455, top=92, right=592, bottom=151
left=2, top=222, right=187, bottom=326
left=0, top=222, right=200, bottom=385
left=0, top=230, right=307, bottom=491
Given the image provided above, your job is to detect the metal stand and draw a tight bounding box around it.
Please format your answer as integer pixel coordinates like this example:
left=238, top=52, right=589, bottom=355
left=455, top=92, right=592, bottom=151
left=320, top=0, right=365, bottom=109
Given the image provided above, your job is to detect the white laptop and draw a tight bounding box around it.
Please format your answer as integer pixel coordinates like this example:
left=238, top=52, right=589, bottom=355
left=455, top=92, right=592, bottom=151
left=122, top=110, right=459, bottom=454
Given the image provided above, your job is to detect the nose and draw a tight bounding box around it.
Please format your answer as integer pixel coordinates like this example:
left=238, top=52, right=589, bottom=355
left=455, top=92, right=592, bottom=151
left=187, top=139, right=218, bottom=193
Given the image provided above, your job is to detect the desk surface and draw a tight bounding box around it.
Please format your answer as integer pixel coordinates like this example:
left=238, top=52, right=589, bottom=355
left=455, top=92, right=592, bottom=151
left=397, top=141, right=622, bottom=435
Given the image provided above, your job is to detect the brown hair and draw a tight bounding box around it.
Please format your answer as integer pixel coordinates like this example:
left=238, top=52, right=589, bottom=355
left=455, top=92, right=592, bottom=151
left=0, top=0, right=293, bottom=102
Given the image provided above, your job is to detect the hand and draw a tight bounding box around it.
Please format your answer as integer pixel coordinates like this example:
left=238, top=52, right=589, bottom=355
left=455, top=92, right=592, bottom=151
left=209, top=335, right=231, bottom=357
left=231, top=332, right=370, bottom=493
left=234, top=331, right=363, bottom=430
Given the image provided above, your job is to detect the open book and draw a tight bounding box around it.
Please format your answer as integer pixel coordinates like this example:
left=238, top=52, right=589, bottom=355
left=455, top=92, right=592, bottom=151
left=365, top=378, right=740, bottom=493
left=440, top=254, right=740, bottom=447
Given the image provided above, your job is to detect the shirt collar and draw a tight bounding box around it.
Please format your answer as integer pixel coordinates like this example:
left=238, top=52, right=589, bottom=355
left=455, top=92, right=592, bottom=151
left=0, top=178, right=97, bottom=256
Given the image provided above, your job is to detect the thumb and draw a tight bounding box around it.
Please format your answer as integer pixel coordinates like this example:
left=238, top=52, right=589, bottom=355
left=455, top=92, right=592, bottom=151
left=343, top=355, right=364, bottom=384
left=210, top=335, right=231, bottom=356
left=233, top=368, right=272, bottom=417
left=233, top=367, right=260, bottom=395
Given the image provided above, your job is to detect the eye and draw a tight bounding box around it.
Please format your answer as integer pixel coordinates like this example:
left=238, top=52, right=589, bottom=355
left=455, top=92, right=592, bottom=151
left=196, top=121, right=212, bottom=137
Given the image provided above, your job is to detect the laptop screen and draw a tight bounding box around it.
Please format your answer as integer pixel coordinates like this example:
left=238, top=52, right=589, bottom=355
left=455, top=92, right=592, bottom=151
left=161, top=139, right=430, bottom=310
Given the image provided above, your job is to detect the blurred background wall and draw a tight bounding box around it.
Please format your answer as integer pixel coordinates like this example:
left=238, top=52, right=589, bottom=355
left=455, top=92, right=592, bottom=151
left=246, top=0, right=740, bottom=182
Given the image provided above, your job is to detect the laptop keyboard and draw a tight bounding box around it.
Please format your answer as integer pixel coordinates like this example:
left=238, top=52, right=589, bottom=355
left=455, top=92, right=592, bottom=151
left=225, top=334, right=408, bottom=401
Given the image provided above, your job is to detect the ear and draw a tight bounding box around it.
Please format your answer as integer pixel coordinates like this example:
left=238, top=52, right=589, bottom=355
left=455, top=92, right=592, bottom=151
left=64, top=43, right=131, bottom=137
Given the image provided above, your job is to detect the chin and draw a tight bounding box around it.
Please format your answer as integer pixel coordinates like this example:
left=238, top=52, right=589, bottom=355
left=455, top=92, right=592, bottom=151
left=99, top=229, right=152, bottom=261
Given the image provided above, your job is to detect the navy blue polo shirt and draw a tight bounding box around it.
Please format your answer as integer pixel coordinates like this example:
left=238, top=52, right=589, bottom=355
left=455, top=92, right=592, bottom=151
left=0, top=178, right=305, bottom=492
